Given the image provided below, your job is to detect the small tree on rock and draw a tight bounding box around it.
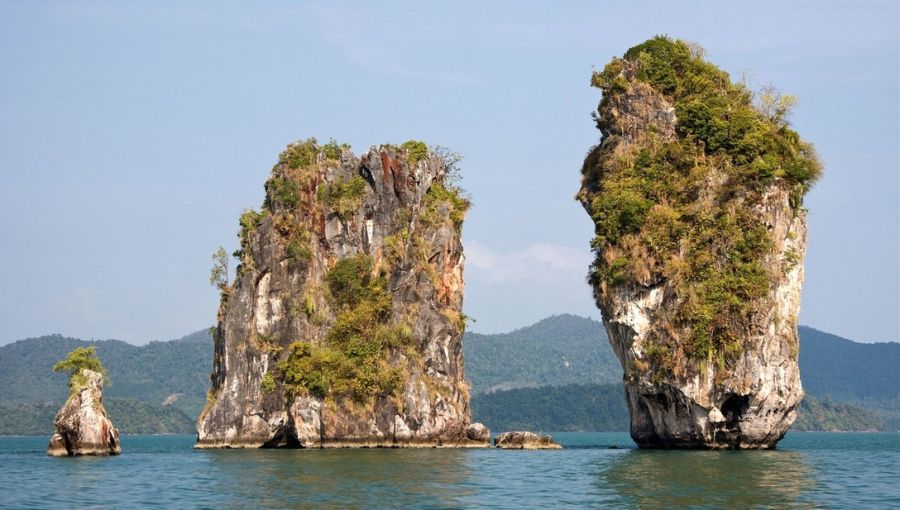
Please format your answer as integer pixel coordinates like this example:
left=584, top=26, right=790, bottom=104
left=52, top=346, right=107, bottom=392
left=209, top=246, right=229, bottom=290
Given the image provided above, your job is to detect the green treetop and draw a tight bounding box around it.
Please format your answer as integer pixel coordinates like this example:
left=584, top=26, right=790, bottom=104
left=52, top=346, right=107, bottom=392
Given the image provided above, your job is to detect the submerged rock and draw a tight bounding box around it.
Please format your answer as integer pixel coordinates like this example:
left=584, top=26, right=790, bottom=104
left=197, top=139, right=488, bottom=448
left=47, top=369, right=121, bottom=456
left=494, top=431, right=562, bottom=449
left=578, top=37, right=821, bottom=449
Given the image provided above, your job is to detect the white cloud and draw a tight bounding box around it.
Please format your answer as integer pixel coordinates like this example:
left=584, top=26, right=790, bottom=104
left=465, top=240, right=591, bottom=286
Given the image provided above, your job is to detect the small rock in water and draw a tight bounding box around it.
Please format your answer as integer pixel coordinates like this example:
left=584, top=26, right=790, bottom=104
left=494, top=431, right=562, bottom=449
left=465, top=423, right=491, bottom=443
left=47, top=368, right=121, bottom=457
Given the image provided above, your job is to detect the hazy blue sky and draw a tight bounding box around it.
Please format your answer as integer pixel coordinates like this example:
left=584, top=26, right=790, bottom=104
left=1, top=1, right=897, bottom=344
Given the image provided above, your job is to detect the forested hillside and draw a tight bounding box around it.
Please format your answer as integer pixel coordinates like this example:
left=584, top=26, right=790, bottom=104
left=798, top=326, right=900, bottom=429
left=798, top=327, right=899, bottom=401
left=0, top=399, right=195, bottom=436
left=463, top=314, right=620, bottom=393
left=0, top=330, right=212, bottom=420
left=471, top=384, right=887, bottom=433
left=471, top=383, right=629, bottom=432
left=465, top=317, right=897, bottom=432
left=1, top=316, right=896, bottom=435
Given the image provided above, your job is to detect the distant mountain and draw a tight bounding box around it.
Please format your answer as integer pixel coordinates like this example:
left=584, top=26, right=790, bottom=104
left=793, top=395, right=886, bottom=432
left=0, top=399, right=195, bottom=436
left=0, top=316, right=896, bottom=435
left=471, top=383, right=629, bottom=432
left=465, top=316, right=898, bottom=402
left=471, top=384, right=887, bottom=433
left=463, top=314, right=620, bottom=393
left=0, top=330, right=213, bottom=420
left=798, top=326, right=900, bottom=403
left=797, top=326, right=900, bottom=429
left=465, top=315, right=898, bottom=432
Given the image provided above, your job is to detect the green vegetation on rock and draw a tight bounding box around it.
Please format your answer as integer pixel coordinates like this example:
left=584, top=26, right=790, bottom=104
left=233, top=209, right=267, bottom=275
left=233, top=137, right=355, bottom=277
left=400, top=139, right=428, bottom=166
left=580, top=36, right=822, bottom=373
left=267, top=175, right=301, bottom=209
left=321, top=138, right=349, bottom=161
left=422, top=182, right=469, bottom=231
left=265, top=137, right=351, bottom=214
left=260, top=372, right=276, bottom=395
left=52, top=346, right=107, bottom=393
left=316, top=175, right=367, bottom=221
left=276, top=255, right=410, bottom=403
left=277, top=137, right=321, bottom=169
left=272, top=212, right=312, bottom=264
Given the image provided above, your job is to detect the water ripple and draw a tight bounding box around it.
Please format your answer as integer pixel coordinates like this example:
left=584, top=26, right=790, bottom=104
left=0, top=432, right=896, bottom=509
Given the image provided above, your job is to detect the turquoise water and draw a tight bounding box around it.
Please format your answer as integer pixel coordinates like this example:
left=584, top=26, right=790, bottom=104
left=0, top=432, right=897, bottom=509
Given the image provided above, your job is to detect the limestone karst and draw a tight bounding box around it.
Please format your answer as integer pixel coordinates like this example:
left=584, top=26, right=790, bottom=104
left=47, top=348, right=121, bottom=456
left=578, top=37, right=821, bottom=449
left=197, top=139, right=489, bottom=448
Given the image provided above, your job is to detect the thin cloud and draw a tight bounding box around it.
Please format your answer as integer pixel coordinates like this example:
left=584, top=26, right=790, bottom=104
left=465, top=241, right=591, bottom=286
left=308, top=3, right=485, bottom=84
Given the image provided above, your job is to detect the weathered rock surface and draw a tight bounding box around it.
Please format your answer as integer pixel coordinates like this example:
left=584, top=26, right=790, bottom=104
left=47, top=369, right=121, bottom=456
left=197, top=140, right=488, bottom=448
left=579, top=39, right=817, bottom=449
left=494, top=431, right=562, bottom=449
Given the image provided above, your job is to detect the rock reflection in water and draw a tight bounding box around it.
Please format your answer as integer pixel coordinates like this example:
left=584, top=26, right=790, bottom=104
left=204, top=448, right=473, bottom=509
left=597, top=449, right=817, bottom=509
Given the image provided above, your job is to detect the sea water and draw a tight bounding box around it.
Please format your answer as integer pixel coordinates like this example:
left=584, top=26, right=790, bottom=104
left=0, top=432, right=897, bottom=509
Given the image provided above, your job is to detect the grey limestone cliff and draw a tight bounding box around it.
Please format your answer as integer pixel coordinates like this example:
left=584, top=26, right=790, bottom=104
left=579, top=38, right=820, bottom=449
left=197, top=139, right=488, bottom=448
left=47, top=369, right=121, bottom=456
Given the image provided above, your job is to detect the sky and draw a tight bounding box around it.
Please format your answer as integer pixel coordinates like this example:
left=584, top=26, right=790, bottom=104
left=0, top=1, right=897, bottom=345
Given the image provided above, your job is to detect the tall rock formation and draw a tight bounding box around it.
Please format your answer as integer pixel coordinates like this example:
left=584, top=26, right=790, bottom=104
left=197, top=139, right=488, bottom=448
left=578, top=37, right=821, bottom=449
left=47, top=368, right=121, bottom=456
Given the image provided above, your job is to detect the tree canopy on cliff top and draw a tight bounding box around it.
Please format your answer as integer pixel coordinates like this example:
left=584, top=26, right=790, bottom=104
left=52, top=346, right=107, bottom=392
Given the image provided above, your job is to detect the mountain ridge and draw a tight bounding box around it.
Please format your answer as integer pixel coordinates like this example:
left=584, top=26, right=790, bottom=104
left=0, top=330, right=212, bottom=418
left=471, top=384, right=888, bottom=433
left=1, top=316, right=896, bottom=435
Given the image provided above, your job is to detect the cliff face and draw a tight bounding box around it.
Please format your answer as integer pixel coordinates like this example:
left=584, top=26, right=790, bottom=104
left=578, top=38, right=820, bottom=449
left=197, top=139, right=488, bottom=448
left=47, top=369, right=121, bottom=456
